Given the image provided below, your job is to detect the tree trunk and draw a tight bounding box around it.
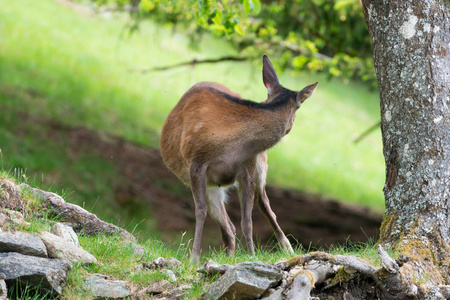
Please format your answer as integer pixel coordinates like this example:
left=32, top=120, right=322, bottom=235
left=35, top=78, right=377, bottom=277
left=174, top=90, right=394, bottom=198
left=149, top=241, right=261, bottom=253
left=362, top=0, right=450, bottom=286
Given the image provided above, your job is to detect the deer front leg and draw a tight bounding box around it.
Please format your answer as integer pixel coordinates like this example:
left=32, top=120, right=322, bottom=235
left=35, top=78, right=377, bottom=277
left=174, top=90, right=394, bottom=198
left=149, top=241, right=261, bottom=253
left=190, top=163, right=208, bottom=262
left=256, top=187, right=294, bottom=254
left=255, top=152, right=294, bottom=254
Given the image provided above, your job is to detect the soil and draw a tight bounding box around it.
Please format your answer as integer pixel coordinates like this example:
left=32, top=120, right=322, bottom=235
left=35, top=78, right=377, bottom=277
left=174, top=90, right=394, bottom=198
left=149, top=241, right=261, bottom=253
left=17, top=114, right=382, bottom=251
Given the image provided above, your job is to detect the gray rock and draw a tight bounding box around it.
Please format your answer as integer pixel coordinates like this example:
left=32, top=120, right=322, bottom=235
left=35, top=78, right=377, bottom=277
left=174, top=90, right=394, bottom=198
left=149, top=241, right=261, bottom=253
left=50, top=222, right=80, bottom=248
left=261, top=288, right=284, bottom=300
left=154, top=257, right=169, bottom=269
left=0, top=180, right=23, bottom=212
left=0, top=252, right=71, bottom=296
left=19, top=183, right=136, bottom=242
left=163, top=269, right=177, bottom=282
left=0, top=231, right=47, bottom=257
left=0, top=273, right=6, bottom=300
left=0, top=209, right=30, bottom=230
left=39, top=231, right=97, bottom=264
left=168, top=257, right=182, bottom=269
left=83, top=273, right=130, bottom=299
left=139, top=279, right=170, bottom=295
left=133, top=244, right=149, bottom=257
left=203, top=262, right=284, bottom=300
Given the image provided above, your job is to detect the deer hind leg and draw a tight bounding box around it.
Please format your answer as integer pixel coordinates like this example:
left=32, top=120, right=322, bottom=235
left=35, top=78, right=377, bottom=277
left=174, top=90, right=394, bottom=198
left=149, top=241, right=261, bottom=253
left=206, top=187, right=236, bottom=256
left=237, top=163, right=257, bottom=256
left=255, top=153, right=294, bottom=254
left=190, top=163, right=208, bottom=262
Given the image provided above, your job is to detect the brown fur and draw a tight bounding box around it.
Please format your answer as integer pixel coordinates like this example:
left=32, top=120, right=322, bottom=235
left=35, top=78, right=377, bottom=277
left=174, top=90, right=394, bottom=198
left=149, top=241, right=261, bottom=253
left=160, top=55, right=318, bottom=261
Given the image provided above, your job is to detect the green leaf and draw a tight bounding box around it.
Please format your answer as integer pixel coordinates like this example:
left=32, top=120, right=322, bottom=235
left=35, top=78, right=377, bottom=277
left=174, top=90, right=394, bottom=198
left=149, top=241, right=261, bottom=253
left=234, top=24, right=244, bottom=35
left=243, top=0, right=254, bottom=13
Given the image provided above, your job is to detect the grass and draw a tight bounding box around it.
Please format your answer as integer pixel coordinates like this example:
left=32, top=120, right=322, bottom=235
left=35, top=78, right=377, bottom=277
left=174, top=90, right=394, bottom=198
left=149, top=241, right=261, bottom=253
left=0, top=0, right=385, bottom=213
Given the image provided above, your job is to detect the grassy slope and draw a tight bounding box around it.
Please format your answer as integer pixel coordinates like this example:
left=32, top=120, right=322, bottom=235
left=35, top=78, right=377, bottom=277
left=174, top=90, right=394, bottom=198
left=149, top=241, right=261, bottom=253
left=2, top=173, right=388, bottom=300
left=0, top=0, right=384, bottom=232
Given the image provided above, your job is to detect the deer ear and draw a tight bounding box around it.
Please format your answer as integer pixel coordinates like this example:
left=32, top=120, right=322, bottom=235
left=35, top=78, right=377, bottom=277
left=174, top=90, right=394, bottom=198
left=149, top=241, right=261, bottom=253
left=296, top=82, right=318, bottom=106
left=262, top=55, right=280, bottom=95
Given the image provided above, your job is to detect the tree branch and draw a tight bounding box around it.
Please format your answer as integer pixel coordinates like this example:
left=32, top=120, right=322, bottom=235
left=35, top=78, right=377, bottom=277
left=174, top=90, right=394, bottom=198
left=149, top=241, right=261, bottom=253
left=131, top=56, right=249, bottom=73
left=353, top=121, right=381, bottom=144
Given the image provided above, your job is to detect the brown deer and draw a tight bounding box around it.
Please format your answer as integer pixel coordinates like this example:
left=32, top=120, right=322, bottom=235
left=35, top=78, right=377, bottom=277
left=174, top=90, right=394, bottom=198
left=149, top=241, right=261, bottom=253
left=160, top=55, right=318, bottom=261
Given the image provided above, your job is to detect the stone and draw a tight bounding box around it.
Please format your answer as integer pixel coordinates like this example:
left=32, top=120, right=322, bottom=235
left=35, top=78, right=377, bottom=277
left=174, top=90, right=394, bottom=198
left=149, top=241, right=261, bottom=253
left=50, top=222, right=80, bottom=247
left=0, top=231, right=47, bottom=257
left=0, top=180, right=23, bottom=212
left=3, top=209, right=30, bottom=228
left=154, top=257, right=169, bottom=269
left=261, top=288, right=284, bottom=300
left=163, top=269, right=177, bottom=282
left=39, top=231, right=97, bottom=264
left=168, top=257, right=182, bottom=269
left=140, top=280, right=170, bottom=295
left=0, top=273, right=6, bottom=300
left=197, top=259, right=233, bottom=277
left=0, top=252, right=71, bottom=296
left=133, top=244, right=149, bottom=257
left=203, top=262, right=284, bottom=300
left=83, top=273, right=131, bottom=299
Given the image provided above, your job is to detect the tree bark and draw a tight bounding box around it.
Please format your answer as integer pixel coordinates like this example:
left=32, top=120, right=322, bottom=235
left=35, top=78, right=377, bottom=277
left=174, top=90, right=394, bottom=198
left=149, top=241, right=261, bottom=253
left=362, top=0, right=450, bottom=286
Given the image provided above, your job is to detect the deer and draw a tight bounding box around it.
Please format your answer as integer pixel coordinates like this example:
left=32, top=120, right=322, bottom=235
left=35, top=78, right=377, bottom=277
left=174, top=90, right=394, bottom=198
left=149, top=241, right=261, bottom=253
left=160, top=55, right=318, bottom=262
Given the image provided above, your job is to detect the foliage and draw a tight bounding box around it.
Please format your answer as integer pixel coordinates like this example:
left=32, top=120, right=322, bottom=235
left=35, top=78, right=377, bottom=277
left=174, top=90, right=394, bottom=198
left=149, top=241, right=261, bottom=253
left=87, top=0, right=376, bottom=87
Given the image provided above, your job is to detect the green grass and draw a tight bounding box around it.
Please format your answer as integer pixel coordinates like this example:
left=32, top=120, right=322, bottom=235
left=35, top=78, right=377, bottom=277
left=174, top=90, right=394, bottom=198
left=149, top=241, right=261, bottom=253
left=0, top=0, right=384, bottom=233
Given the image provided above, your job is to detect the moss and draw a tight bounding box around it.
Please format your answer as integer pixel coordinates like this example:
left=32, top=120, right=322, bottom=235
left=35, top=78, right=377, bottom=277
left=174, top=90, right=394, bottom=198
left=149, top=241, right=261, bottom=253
left=286, top=255, right=307, bottom=269
left=397, top=239, right=433, bottom=262
left=378, top=212, right=395, bottom=244
left=328, top=266, right=355, bottom=287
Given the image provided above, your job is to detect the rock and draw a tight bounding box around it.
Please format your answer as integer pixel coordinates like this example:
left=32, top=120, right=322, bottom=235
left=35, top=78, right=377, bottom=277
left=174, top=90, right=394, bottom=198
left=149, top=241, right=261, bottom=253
left=39, top=231, right=97, bottom=264
left=0, top=231, right=47, bottom=257
left=163, top=269, right=177, bottom=282
left=0, top=180, right=23, bottom=212
left=19, top=183, right=135, bottom=242
left=197, top=259, right=233, bottom=277
left=50, top=222, right=80, bottom=247
left=154, top=257, right=169, bottom=269
left=83, top=273, right=131, bottom=299
left=0, top=252, right=71, bottom=296
left=0, top=273, right=6, bottom=300
left=133, top=244, right=149, bottom=257
left=168, top=257, right=182, bottom=269
left=144, top=257, right=170, bottom=270
left=261, top=287, right=284, bottom=300
left=138, top=279, right=170, bottom=295
left=203, top=262, right=284, bottom=300
left=2, top=209, right=30, bottom=229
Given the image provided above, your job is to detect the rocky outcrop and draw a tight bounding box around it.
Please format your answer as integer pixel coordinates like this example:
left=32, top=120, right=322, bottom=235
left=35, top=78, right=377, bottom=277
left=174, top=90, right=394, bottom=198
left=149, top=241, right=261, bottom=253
left=0, top=180, right=101, bottom=297
left=19, top=183, right=136, bottom=242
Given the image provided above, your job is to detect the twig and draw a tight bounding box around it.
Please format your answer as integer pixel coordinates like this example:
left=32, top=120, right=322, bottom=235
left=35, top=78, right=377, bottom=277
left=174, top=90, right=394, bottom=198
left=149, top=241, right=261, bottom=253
left=353, top=121, right=381, bottom=144
left=132, top=56, right=249, bottom=73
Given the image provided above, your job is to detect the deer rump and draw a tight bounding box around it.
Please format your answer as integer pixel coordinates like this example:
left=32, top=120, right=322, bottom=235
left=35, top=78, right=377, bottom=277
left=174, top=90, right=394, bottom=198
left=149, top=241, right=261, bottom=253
left=160, top=55, right=317, bottom=261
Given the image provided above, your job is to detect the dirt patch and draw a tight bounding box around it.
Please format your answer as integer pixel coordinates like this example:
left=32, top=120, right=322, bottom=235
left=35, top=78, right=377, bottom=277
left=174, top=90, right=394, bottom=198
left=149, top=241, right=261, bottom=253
left=15, top=114, right=382, bottom=251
